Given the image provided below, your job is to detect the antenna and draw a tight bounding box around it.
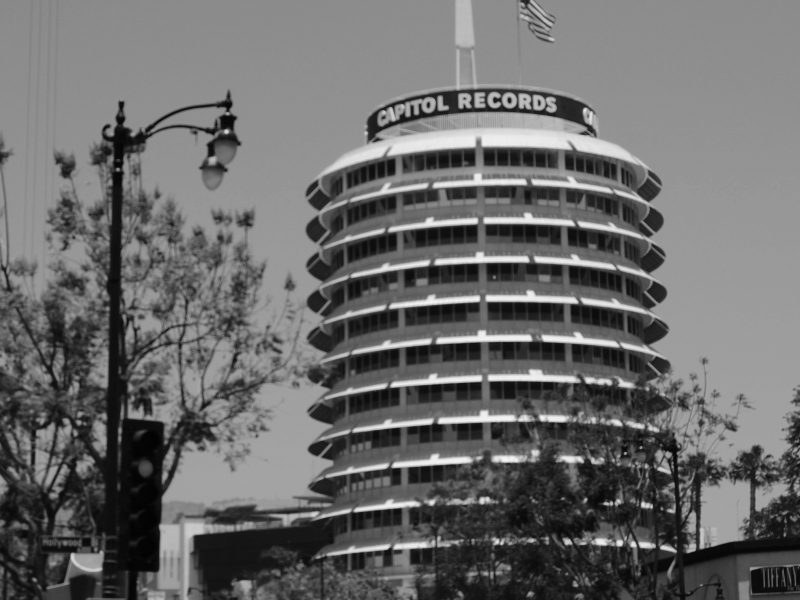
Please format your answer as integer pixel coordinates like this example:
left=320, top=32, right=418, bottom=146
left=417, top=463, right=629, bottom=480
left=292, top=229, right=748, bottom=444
left=455, top=0, right=477, bottom=88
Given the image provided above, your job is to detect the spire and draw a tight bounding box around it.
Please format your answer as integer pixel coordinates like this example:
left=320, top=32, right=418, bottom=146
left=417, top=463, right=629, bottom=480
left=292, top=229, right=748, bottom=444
left=455, top=0, right=477, bottom=88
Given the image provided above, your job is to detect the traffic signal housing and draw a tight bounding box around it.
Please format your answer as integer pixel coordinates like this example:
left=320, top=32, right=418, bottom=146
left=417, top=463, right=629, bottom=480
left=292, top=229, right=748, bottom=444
left=119, top=418, right=164, bottom=572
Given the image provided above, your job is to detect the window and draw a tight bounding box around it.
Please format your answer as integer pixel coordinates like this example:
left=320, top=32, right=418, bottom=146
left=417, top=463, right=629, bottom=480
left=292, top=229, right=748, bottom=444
left=625, top=278, right=642, bottom=301
left=348, top=310, right=399, bottom=338
left=403, top=226, right=478, bottom=248
left=406, top=383, right=482, bottom=404
left=402, top=149, right=476, bottom=173
left=566, top=191, right=618, bottom=217
left=567, top=229, right=621, bottom=255
left=347, top=273, right=399, bottom=300
left=488, top=342, right=564, bottom=361
left=405, top=264, right=479, bottom=287
left=406, top=303, right=479, bottom=326
left=565, top=152, right=619, bottom=183
left=347, top=195, right=397, bottom=225
left=483, top=148, right=557, bottom=168
left=572, top=346, right=626, bottom=369
left=454, top=423, right=483, bottom=441
left=624, top=241, right=640, bottom=264
left=345, top=159, right=396, bottom=189
left=569, top=267, right=622, bottom=292
left=627, top=315, right=643, bottom=338
left=487, top=302, right=565, bottom=322
left=350, top=428, right=401, bottom=453
left=485, top=224, right=561, bottom=245
left=351, top=509, right=402, bottom=531
left=487, top=263, right=563, bottom=284
left=408, top=464, right=459, bottom=484
left=346, top=234, right=398, bottom=262
left=407, top=424, right=445, bottom=445
left=570, top=305, right=624, bottom=330
left=489, top=380, right=560, bottom=401
left=348, top=350, right=399, bottom=375
left=406, top=344, right=481, bottom=365
left=348, top=389, right=400, bottom=415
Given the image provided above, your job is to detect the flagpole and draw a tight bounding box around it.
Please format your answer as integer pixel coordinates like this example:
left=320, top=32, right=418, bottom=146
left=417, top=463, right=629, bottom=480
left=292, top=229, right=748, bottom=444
left=516, top=0, right=523, bottom=85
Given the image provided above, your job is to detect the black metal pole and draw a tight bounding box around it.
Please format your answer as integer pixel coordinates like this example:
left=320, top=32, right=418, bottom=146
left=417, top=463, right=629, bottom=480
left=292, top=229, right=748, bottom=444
left=668, top=439, right=686, bottom=600
left=319, top=558, right=324, bottom=600
left=102, top=101, right=127, bottom=598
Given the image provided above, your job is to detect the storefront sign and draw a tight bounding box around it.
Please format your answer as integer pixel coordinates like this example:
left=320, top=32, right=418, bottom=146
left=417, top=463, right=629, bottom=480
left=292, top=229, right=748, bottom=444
left=366, top=88, right=598, bottom=140
left=751, top=564, right=800, bottom=595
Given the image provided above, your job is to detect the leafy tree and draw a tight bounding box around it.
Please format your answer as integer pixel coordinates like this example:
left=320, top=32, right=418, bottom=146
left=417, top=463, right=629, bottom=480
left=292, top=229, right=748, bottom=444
left=0, top=142, right=306, bottom=598
left=423, top=361, right=746, bottom=600
left=728, top=445, right=781, bottom=539
left=684, top=452, right=727, bottom=549
left=254, top=548, right=398, bottom=600
left=747, top=388, right=800, bottom=540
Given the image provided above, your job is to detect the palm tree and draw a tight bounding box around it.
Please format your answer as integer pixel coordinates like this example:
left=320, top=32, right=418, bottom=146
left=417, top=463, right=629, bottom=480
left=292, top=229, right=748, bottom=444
left=684, top=452, right=727, bottom=549
left=729, top=444, right=782, bottom=538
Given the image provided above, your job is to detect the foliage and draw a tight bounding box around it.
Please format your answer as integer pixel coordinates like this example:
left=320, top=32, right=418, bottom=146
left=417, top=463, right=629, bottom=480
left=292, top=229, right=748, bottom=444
left=422, top=360, right=746, bottom=600
left=0, top=143, right=306, bottom=598
left=728, top=445, right=781, bottom=539
left=747, top=387, right=800, bottom=540
left=253, top=548, right=399, bottom=600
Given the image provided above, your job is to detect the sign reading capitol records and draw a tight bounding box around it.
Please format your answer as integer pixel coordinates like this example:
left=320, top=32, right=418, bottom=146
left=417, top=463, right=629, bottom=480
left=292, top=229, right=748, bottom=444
left=751, top=564, right=800, bottom=595
left=366, top=87, right=598, bottom=140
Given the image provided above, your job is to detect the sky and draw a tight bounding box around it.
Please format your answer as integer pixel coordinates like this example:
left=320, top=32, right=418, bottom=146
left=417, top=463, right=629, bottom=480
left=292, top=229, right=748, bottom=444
left=1, top=1, right=799, bottom=544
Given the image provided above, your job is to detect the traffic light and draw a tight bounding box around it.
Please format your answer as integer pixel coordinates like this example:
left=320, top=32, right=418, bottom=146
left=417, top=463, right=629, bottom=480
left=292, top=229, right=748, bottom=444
left=119, top=418, right=164, bottom=572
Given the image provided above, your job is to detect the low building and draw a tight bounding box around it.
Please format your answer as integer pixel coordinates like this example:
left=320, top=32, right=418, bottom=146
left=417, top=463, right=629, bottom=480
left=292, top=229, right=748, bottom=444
left=668, top=538, right=800, bottom=600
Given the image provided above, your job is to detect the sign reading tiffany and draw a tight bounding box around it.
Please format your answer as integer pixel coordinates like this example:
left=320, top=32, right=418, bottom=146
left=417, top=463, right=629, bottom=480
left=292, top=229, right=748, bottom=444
left=751, top=564, right=800, bottom=595
left=366, top=88, right=598, bottom=140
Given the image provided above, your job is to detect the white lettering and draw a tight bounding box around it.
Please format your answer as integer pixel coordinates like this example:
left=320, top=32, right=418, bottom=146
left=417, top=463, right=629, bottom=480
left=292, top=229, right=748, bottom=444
left=487, top=91, right=502, bottom=109
left=532, top=94, right=546, bottom=111
left=437, top=95, right=450, bottom=111
left=582, top=107, right=597, bottom=127
left=421, top=97, right=437, bottom=113
left=377, top=109, right=389, bottom=128
left=457, top=93, right=472, bottom=109
left=473, top=91, right=486, bottom=109
left=518, top=94, right=532, bottom=110
left=545, top=96, right=557, bottom=113
left=501, top=92, right=518, bottom=109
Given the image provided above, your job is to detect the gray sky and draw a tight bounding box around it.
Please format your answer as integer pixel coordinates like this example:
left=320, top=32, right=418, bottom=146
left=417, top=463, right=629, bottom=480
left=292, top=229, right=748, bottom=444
left=1, top=1, right=798, bottom=542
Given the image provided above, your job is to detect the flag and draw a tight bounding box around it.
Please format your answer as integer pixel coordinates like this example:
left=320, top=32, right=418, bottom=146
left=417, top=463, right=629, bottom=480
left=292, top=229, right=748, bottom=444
left=519, top=0, right=556, bottom=43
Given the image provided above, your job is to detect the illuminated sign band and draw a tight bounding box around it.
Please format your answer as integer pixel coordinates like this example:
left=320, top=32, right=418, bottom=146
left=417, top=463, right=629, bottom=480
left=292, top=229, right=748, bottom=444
left=366, top=88, right=598, bottom=141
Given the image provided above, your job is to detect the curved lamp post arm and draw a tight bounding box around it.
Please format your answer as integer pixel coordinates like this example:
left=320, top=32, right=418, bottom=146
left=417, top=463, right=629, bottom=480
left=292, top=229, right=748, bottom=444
left=142, top=90, right=232, bottom=136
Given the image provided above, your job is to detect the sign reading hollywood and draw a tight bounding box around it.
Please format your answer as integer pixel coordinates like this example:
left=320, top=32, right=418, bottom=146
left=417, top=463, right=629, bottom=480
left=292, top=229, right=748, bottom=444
left=366, top=88, right=598, bottom=140
left=751, top=564, right=800, bottom=595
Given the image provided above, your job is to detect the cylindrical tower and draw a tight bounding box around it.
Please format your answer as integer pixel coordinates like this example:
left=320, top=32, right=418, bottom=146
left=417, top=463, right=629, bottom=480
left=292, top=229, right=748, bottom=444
left=304, top=86, right=668, bottom=587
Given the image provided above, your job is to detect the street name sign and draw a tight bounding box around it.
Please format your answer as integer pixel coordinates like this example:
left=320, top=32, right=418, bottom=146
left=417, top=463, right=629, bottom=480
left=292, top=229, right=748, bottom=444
left=41, top=535, right=98, bottom=553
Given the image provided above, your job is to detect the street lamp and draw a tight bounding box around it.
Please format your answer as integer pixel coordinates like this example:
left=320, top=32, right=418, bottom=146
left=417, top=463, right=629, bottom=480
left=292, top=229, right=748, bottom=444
left=100, top=92, right=240, bottom=598
left=680, top=582, right=724, bottom=600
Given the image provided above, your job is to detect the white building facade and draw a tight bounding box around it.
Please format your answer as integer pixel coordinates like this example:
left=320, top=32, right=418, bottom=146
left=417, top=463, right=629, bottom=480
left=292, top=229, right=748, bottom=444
left=304, top=86, right=669, bottom=588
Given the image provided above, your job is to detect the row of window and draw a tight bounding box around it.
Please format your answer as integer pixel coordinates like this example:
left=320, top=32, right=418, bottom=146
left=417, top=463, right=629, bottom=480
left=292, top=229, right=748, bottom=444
left=336, top=303, right=642, bottom=342
left=331, top=379, right=635, bottom=421
left=333, top=186, right=636, bottom=233
left=336, top=226, right=645, bottom=268
left=345, top=422, right=499, bottom=454
left=346, top=343, right=645, bottom=376
left=334, top=150, right=637, bottom=196
left=332, top=264, right=643, bottom=311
